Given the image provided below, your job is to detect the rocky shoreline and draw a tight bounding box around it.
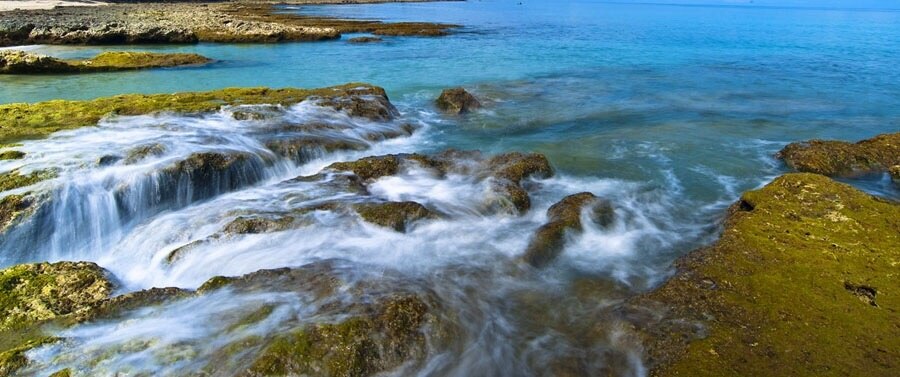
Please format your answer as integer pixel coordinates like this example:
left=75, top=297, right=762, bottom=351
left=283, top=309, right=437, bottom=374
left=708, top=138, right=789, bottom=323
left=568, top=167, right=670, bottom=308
left=0, top=80, right=898, bottom=375
left=0, top=2, right=458, bottom=46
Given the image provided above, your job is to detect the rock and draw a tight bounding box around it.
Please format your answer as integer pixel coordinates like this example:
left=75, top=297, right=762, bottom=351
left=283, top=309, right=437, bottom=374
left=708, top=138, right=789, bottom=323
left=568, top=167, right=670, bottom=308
left=436, top=87, right=482, bottom=114
left=0, top=261, right=116, bottom=331
left=0, top=194, right=33, bottom=232
left=776, top=132, right=900, bottom=177
left=327, top=150, right=554, bottom=214
left=0, top=169, right=56, bottom=192
left=222, top=215, right=298, bottom=235
left=123, top=143, right=166, bottom=164
left=314, top=85, right=399, bottom=122
left=97, top=155, right=122, bottom=166
left=354, top=201, right=436, bottom=232
left=348, top=36, right=383, bottom=43
left=890, top=165, right=900, bottom=183
left=522, top=193, right=613, bottom=267
left=0, top=151, right=24, bottom=160
left=633, top=173, right=900, bottom=376
left=243, top=295, right=433, bottom=377
left=0, top=50, right=210, bottom=74
left=156, top=151, right=269, bottom=204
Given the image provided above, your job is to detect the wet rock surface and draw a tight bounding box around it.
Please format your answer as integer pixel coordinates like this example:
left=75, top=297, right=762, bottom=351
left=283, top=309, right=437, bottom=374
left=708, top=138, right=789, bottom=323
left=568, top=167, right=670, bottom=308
left=347, top=36, right=383, bottom=43
left=776, top=132, right=900, bottom=177
left=631, top=173, right=900, bottom=376
left=436, top=87, right=482, bottom=114
left=0, top=3, right=457, bottom=46
left=522, top=192, right=614, bottom=267
left=0, top=50, right=210, bottom=74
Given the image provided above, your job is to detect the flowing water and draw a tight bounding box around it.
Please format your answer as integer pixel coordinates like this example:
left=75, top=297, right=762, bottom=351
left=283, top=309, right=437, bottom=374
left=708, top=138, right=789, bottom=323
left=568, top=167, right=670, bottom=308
left=1, top=0, right=899, bottom=376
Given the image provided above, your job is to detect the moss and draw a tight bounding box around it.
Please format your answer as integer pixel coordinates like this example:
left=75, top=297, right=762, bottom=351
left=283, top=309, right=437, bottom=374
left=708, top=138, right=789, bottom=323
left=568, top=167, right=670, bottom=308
left=0, top=194, right=32, bottom=231
left=777, top=132, right=900, bottom=176
left=0, top=151, right=24, bottom=160
left=245, top=295, right=430, bottom=377
left=48, top=368, right=72, bottom=377
left=522, top=192, right=613, bottom=267
left=640, top=173, right=900, bottom=376
left=354, top=201, right=435, bottom=232
left=0, top=335, right=58, bottom=377
left=0, top=169, right=55, bottom=192
left=436, top=87, right=481, bottom=114
left=0, top=83, right=383, bottom=144
left=0, top=262, right=115, bottom=332
left=1, top=50, right=210, bottom=74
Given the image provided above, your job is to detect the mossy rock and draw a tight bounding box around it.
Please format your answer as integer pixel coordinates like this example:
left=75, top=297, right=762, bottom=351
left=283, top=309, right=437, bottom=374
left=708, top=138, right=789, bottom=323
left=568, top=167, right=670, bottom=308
left=354, top=201, right=436, bottom=232
left=0, top=261, right=115, bottom=332
left=0, top=151, right=24, bottom=160
left=222, top=215, right=298, bottom=235
left=123, top=143, right=166, bottom=164
left=0, top=194, right=33, bottom=232
left=347, top=36, right=383, bottom=44
left=777, top=132, right=900, bottom=177
left=637, top=173, right=900, bottom=376
left=244, top=295, right=432, bottom=377
left=327, top=154, right=423, bottom=181
left=522, top=192, right=613, bottom=267
left=436, top=87, right=481, bottom=114
left=0, top=83, right=387, bottom=144
left=0, top=169, right=56, bottom=192
left=890, top=165, right=899, bottom=183
left=0, top=50, right=210, bottom=74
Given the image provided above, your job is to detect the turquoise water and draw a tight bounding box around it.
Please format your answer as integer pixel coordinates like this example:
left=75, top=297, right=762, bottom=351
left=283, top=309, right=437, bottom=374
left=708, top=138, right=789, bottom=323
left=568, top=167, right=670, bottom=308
left=2, top=1, right=900, bottom=375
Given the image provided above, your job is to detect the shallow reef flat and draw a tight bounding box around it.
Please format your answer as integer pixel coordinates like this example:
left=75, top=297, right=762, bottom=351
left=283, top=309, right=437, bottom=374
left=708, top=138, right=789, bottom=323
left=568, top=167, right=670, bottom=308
left=0, top=2, right=458, bottom=46
left=633, top=173, right=900, bottom=376
left=0, top=83, right=389, bottom=144
left=0, top=50, right=211, bottom=74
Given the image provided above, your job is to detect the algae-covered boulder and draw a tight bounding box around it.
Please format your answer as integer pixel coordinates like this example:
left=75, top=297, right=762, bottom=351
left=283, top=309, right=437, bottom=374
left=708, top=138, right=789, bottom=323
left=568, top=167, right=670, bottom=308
left=0, top=261, right=115, bottom=332
left=244, top=295, right=433, bottom=377
left=635, top=173, right=900, bottom=376
left=354, top=201, right=436, bottom=232
left=776, top=132, right=900, bottom=177
left=436, top=87, right=481, bottom=114
left=0, top=50, right=210, bottom=74
left=522, top=192, right=614, bottom=268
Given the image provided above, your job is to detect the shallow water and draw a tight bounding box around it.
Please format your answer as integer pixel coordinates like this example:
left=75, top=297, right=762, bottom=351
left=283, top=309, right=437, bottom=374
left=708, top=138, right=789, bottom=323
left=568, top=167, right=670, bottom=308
left=1, top=0, right=899, bottom=376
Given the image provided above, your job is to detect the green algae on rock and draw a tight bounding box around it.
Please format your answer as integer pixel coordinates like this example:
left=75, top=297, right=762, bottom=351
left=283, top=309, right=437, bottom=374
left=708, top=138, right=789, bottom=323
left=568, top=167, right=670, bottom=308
left=776, top=132, right=900, bottom=177
left=0, top=83, right=387, bottom=144
left=245, top=295, right=433, bottom=377
left=436, top=87, right=482, bottom=114
left=354, top=201, right=436, bottom=232
left=522, top=192, right=614, bottom=268
left=0, top=169, right=56, bottom=192
left=0, top=50, right=211, bottom=75
left=0, top=151, right=24, bottom=160
left=635, top=173, right=900, bottom=376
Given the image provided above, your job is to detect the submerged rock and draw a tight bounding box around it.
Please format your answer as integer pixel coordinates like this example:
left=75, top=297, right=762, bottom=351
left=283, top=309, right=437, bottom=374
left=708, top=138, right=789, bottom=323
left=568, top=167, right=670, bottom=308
left=348, top=36, right=383, bottom=43
left=436, top=87, right=482, bottom=114
left=776, top=132, right=900, bottom=177
left=633, top=173, right=900, bottom=376
left=522, top=192, right=614, bottom=267
left=354, top=201, right=436, bottom=232
left=123, top=143, right=166, bottom=164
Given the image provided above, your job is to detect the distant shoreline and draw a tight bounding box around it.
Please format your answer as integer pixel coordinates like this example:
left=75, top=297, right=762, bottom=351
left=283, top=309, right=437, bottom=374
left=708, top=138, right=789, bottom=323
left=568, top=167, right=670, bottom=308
left=0, top=0, right=457, bottom=12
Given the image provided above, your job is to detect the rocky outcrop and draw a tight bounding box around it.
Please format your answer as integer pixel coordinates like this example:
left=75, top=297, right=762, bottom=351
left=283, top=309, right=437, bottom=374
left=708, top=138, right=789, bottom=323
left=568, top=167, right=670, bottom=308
left=522, top=192, right=614, bottom=268
left=632, top=173, right=900, bottom=376
left=0, top=50, right=210, bottom=74
left=0, top=3, right=457, bottom=47
left=890, top=165, right=900, bottom=183
left=436, top=87, right=481, bottom=114
left=776, top=132, right=900, bottom=177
